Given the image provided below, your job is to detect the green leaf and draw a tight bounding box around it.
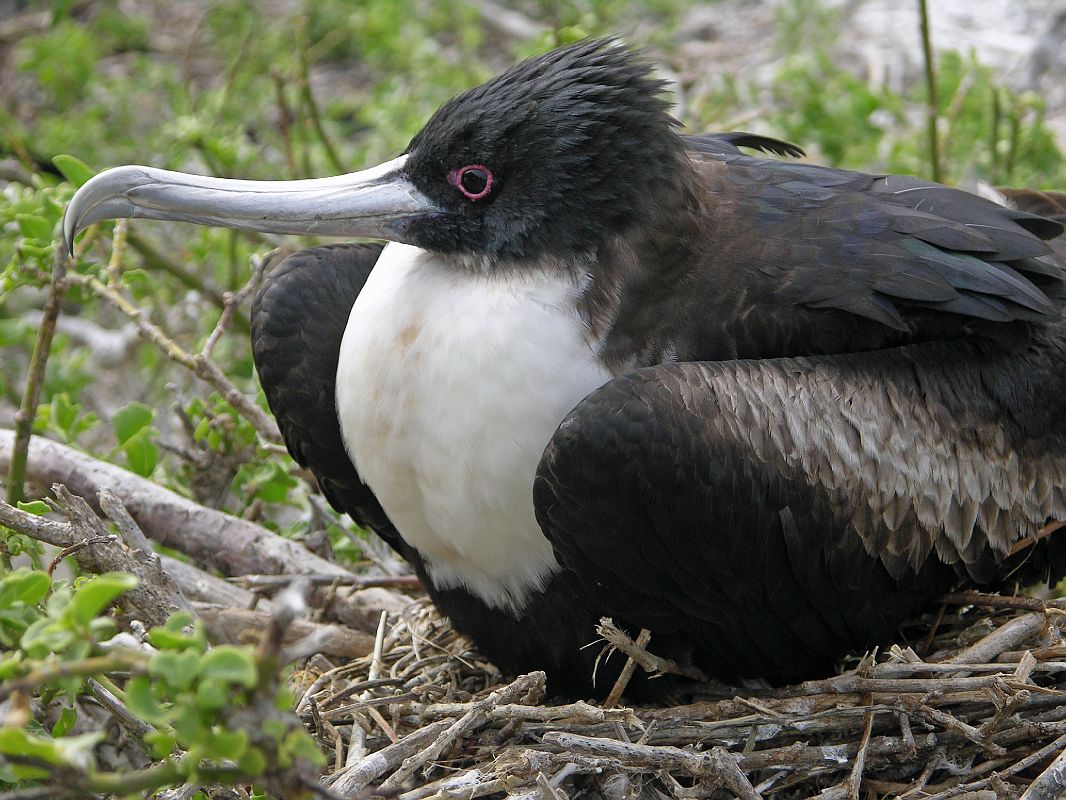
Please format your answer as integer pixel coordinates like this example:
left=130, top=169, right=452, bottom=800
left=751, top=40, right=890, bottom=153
left=147, top=612, right=207, bottom=652
left=124, top=676, right=168, bottom=726
left=20, top=618, right=75, bottom=659
left=51, top=705, right=77, bottom=737
left=280, top=729, right=326, bottom=768
left=237, top=746, right=267, bottom=776
left=197, top=645, right=257, bottom=688
left=0, top=652, right=24, bottom=679
left=0, top=569, right=50, bottom=607
left=113, top=402, right=153, bottom=445
left=17, top=214, right=52, bottom=241
left=15, top=500, right=50, bottom=516
left=63, top=572, right=138, bottom=627
left=122, top=432, right=159, bottom=477
left=51, top=392, right=77, bottom=433
left=149, top=650, right=200, bottom=691
left=195, top=679, right=229, bottom=711
left=145, top=730, right=177, bottom=759
left=53, top=154, right=96, bottom=188
left=204, top=728, right=249, bottom=760
left=0, top=728, right=63, bottom=765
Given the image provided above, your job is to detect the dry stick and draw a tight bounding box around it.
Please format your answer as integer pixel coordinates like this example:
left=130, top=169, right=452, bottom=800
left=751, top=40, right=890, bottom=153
left=543, top=733, right=762, bottom=800
left=69, top=273, right=281, bottom=443
left=195, top=605, right=374, bottom=660
left=1020, top=742, right=1066, bottom=800
left=201, top=250, right=272, bottom=359
left=53, top=484, right=194, bottom=626
left=921, top=732, right=1066, bottom=800
left=896, top=697, right=1006, bottom=757
left=237, top=574, right=423, bottom=592
left=163, top=555, right=270, bottom=610
left=846, top=707, right=875, bottom=800
left=324, top=718, right=453, bottom=796
left=597, top=618, right=706, bottom=681
left=87, top=677, right=155, bottom=742
left=0, top=485, right=191, bottom=627
left=418, top=701, right=639, bottom=727
left=942, top=592, right=1066, bottom=612
left=46, top=536, right=112, bottom=575
left=6, top=243, right=68, bottom=509
left=553, top=729, right=942, bottom=774
left=0, top=430, right=400, bottom=633
left=604, top=628, right=651, bottom=709
left=951, top=612, right=1051, bottom=666
left=378, top=671, right=546, bottom=792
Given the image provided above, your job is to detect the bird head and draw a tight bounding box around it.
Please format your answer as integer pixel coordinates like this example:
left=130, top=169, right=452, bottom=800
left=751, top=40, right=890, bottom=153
left=64, top=40, right=683, bottom=265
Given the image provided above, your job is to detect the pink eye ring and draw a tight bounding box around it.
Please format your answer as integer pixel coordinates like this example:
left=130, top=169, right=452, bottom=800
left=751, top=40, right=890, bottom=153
left=448, top=164, right=494, bottom=201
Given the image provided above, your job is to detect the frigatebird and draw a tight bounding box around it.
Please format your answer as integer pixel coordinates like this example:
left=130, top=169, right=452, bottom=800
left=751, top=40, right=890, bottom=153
left=65, top=40, right=1066, bottom=691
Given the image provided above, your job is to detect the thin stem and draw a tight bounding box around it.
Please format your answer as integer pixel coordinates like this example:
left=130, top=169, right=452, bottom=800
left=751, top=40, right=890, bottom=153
left=296, top=16, right=345, bottom=174
left=5, top=245, right=68, bottom=513
left=917, top=0, right=942, bottom=183
left=69, top=274, right=281, bottom=443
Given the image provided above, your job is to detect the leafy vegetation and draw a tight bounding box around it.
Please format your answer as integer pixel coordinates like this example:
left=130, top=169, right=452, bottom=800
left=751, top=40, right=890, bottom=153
left=0, top=0, right=1063, bottom=796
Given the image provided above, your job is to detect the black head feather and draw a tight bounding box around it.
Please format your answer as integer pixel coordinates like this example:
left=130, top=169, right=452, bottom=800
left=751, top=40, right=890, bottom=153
left=402, top=40, right=685, bottom=262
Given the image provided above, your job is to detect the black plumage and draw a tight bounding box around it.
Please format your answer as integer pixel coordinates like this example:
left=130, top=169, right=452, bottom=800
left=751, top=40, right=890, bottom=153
left=65, top=40, right=1066, bottom=695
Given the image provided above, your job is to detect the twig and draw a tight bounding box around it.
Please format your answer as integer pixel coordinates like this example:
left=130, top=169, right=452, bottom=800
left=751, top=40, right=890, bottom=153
left=235, top=574, right=423, bottom=592
left=597, top=618, right=707, bottom=681
left=0, top=653, right=146, bottom=702
left=917, top=0, right=942, bottom=182
left=46, top=536, right=114, bottom=575
left=951, top=612, right=1050, bottom=665
left=295, top=16, right=344, bottom=174
left=68, top=272, right=280, bottom=443
left=6, top=245, right=68, bottom=511
left=0, top=430, right=397, bottom=633
left=921, top=732, right=1066, bottom=800
left=124, top=231, right=246, bottom=330
left=87, top=677, right=155, bottom=742
left=106, top=218, right=128, bottom=289
left=605, top=628, right=651, bottom=708
left=1021, top=742, right=1066, bottom=800
left=271, top=70, right=299, bottom=177
left=324, top=719, right=453, bottom=795
left=543, top=733, right=762, bottom=799
left=378, top=672, right=546, bottom=791
left=846, top=707, right=875, bottom=800
left=201, top=250, right=271, bottom=358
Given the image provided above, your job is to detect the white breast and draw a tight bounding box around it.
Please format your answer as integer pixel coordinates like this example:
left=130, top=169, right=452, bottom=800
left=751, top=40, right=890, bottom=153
left=335, top=243, right=613, bottom=613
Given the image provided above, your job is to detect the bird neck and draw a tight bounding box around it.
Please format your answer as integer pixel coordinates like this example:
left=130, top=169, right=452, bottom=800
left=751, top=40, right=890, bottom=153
left=578, top=160, right=711, bottom=372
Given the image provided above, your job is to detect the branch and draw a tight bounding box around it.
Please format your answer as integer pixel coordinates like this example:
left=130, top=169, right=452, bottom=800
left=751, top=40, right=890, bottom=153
left=68, top=273, right=281, bottom=443
left=0, top=429, right=407, bottom=633
left=6, top=245, right=68, bottom=510
left=0, top=484, right=192, bottom=627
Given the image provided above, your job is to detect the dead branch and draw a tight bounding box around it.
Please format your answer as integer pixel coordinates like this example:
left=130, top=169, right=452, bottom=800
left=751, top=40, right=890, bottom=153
left=194, top=604, right=374, bottom=659
left=0, top=429, right=406, bottom=632
left=0, top=484, right=191, bottom=627
left=378, top=671, right=546, bottom=792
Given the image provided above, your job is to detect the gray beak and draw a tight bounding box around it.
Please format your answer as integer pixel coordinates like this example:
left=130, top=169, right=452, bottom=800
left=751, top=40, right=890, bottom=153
left=63, top=154, right=438, bottom=254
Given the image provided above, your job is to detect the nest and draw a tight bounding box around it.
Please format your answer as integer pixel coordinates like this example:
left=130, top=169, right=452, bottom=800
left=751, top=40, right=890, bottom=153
left=293, top=592, right=1066, bottom=799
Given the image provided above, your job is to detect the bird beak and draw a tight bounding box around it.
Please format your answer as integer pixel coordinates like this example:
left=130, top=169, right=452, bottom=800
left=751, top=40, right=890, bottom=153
left=63, top=154, right=438, bottom=254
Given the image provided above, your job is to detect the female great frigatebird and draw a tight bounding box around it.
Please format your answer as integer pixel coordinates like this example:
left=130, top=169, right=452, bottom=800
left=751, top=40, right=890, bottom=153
left=65, top=40, right=1066, bottom=692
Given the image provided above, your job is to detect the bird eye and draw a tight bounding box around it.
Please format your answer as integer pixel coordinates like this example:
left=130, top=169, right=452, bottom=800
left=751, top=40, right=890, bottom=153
left=449, top=165, right=494, bottom=201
